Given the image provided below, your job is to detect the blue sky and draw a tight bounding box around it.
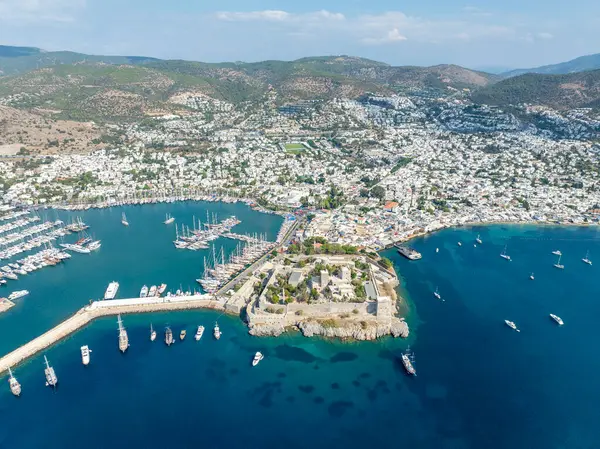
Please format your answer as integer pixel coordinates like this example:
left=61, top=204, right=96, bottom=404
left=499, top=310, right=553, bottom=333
left=0, top=0, right=599, bottom=70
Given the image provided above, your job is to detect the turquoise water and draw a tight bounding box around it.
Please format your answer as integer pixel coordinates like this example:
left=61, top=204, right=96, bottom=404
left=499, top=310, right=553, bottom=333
left=2, top=219, right=600, bottom=449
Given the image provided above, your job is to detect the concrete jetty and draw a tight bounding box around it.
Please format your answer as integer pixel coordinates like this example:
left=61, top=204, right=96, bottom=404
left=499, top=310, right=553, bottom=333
left=0, top=294, right=225, bottom=375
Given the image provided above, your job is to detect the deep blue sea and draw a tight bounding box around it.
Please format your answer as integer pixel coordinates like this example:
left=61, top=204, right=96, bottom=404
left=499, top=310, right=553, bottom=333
left=1, top=215, right=600, bottom=449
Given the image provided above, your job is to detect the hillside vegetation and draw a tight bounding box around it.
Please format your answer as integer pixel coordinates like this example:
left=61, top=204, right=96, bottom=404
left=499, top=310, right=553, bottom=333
left=472, top=70, right=600, bottom=110
left=504, top=53, right=600, bottom=77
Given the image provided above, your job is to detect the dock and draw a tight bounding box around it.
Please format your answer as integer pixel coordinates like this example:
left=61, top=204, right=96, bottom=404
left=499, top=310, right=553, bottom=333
left=0, top=298, right=15, bottom=314
left=0, top=294, right=224, bottom=375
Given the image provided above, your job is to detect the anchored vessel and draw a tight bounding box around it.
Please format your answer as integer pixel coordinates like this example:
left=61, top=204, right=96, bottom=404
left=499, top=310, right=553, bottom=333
left=552, top=250, right=562, bottom=256
left=117, top=315, right=129, bottom=353
left=121, top=212, right=129, bottom=227
left=150, top=323, right=157, bottom=341
left=80, top=345, right=91, bottom=365
left=433, top=287, right=441, bottom=300
left=582, top=251, right=592, bottom=266
left=214, top=322, right=222, bottom=340
left=554, top=255, right=564, bottom=270
left=195, top=325, right=205, bottom=341
left=140, top=285, right=149, bottom=298
left=500, top=245, right=511, bottom=261
left=395, top=244, right=422, bottom=260
left=180, top=329, right=187, bottom=341
left=104, top=281, right=119, bottom=300
left=530, top=272, right=535, bottom=280
left=8, top=367, right=21, bottom=397
left=550, top=314, right=564, bottom=325
left=44, top=355, right=58, bottom=388
left=252, top=351, right=264, bottom=367
left=164, top=213, right=175, bottom=225
left=505, top=320, right=520, bottom=332
left=476, top=234, right=482, bottom=245
left=165, top=327, right=174, bottom=346
left=402, top=353, right=416, bottom=376
left=8, top=290, right=29, bottom=300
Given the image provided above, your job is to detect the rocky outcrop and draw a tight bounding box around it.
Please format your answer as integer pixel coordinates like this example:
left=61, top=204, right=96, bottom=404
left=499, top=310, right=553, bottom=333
left=248, top=322, right=286, bottom=337
left=297, top=317, right=409, bottom=341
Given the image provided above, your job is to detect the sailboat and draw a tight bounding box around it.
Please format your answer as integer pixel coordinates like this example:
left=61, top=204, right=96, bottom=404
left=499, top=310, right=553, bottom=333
left=554, top=254, right=564, bottom=270
left=121, top=212, right=129, bottom=227
left=582, top=250, right=592, bottom=266
left=150, top=323, right=157, bottom=341
left=500, top=245, right=511, bottom=261
left=433, top=287, right=441, bottom=300
left=164, top=213, right=175, bottom=225
left=476, top=234, right=482, bottom=245
left=44, top=355, right=58, bottom=388
left=7, top=367, right=21, bottom=396
left=117, top=315, right=129, bottom=352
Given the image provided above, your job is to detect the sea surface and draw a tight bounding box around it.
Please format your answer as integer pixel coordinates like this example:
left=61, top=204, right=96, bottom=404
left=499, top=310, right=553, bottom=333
left=2, top=217, right=600, bottom=449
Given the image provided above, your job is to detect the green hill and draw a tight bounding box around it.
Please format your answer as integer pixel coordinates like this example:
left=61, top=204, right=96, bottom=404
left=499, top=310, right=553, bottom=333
left=504, top=53, right=600, bottom=77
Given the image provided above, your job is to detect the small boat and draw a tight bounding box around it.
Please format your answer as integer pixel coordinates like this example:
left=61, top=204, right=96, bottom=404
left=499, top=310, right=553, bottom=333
left=529, top=272, right=535, bottom=280
left=180, top=329, right=187, bottom=341
left=457, top=242, right=462, bottom=247
left=252, top=352, right=264, bottom=367
left=157, top=284, right=167, bottom=295
left=150, top=323, right=156, bottom=341
left=505, top=320, right=520, bottom=332
left=500, top=245, right=511, bottom=261
left=80, top=345, right=91, bottom=366
left=7, top=367, right=21, bottom=397
left=194, top=325, right=205, bottom=341
left=165, top=327, right=174, bottom=346
left=550, top=314, right=564, bottom=325
left=433, top=287, right=441, bottom=300
left=148, top=285, right=157, bottom=297
left=435, top=248, right=439, bottom=253
left=552, top=250, right=562, bottom=256
left=402, top=352, right=416, bottom=376
left=121, top=212, right=129, bottom=227
left=554, top=255, right=564, bottom=270
left=44, top=355, right=58, bottom=388
left=475, top=234, right=482, bottom=245
left=214, top=322, right=222, bottom=340
left=117, top=315, right=129, bottom=353
left=140, top=285, right=149, bottom=298
left=164, top=214, right=175, bottom=225
left=582, top=251, right=592, bottom=266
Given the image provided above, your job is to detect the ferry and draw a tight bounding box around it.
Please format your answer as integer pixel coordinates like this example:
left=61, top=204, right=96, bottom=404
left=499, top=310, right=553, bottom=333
left=180, top=329, right=187, bottom=341
left=44, top=355, right=58, bottom=388
left=402, top=353, right=416, bottom=376
left=80, top=345, right=91, bottom=365
left=500, top=245, right=511, bottom=261
left=148, top=285, right=157, bottom=297
left=157, top=283, right=167, bottom=295
left=214, top=322, right=222, bottom=340
left=117, top=315, right=129, bottom=353
left=8, top=367, right=21, bottom=397
left=252, top=352, right=264, bottom=367
left=433, top=288, right=441, bottom=300
left=554, top=255, right=564, bottom=270
left=552, top=250, right=562, bottom=256
left=550, top=314, right=564, bottom=326
left=395, top=244, right=422, bottom=260
left=194, top=325, right=205, bottom=341
left=165, top=327, right=174, bottom=346
left=150, top=323, right=157, bottom=341
left=140, top=285, right=149, bottom=298
left=8, top=290, right=29, bottom=300
left=582, top=251, right=592, bottom=266
left=164, top=214, right=175, bottom=225
left=104, top=281, right=119, bottom=300
left=475, top=234, right=483, bottom=245
left=505, top=320, right=520, bottom=332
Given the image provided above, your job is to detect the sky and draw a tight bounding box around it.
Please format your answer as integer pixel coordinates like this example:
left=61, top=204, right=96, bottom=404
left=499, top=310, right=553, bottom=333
left=0, top=0, right=599, bottom=70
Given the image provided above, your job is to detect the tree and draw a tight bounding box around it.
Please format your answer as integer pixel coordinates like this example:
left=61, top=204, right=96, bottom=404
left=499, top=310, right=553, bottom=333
left=380, top=257, right=393, bottom=269
left=371, top=186, right=386, bottom=200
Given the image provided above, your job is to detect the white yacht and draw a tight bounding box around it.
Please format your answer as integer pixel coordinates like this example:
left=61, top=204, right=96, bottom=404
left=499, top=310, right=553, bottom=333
left=80, top=345, right=91, bottom=365
left=104, top=281, right=119, bottom=300
left=582, top=251, right=592, bottom=266
left=435, top=248, right=439, bottom=253
left=505, top=320, right=520, bottom=332
left=500, top=245, right=511, bottom=261
left=252, top=352, right=264, bottom=367
left=87, top=240, right=101, bottom=251
left=550, top=314, right=564, bottom=325
left=552, top=250, right=562, bottom=256
left=529, top=272, right=535, bottom=280
left=165, top=327, right=174, bottom=346
left=457, top=241, right=462, bottom=247
left=214, top=322, right=222, bottom=340
left=148, top=285, right=157, bottom=297
left=150, top=323, right=157, bottom=341
left=140, top=285, right=149, bottom=298
left=194, top=325, right=205, bottom=341
left=117, top=315, right=129, bottom=353
left=157, top=284, right=167, bottom=295
left=8, top=290, right=29, bottom=300
left=433, top=288, right=441, bottom=300
left=8, top=367, right=21, bottom=397
left=121, top=212, right=129, bottom=227
left=44, top=355, right=58, bottom=388
left=164, top=214, right=175, bottom=225
left=402, top=353, right=416, bottom=376
left=476, top=234, right=482, bottom=245
left=554, top=255, right=564, bottom=270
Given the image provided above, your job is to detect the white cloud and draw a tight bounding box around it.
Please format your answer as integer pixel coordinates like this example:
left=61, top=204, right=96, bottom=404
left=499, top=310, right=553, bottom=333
left=0, top=0, right=85, bottom=23
left=362, top=28, right=408, bottom=45
left=216, top=10, right=290, bottom=22
left=537, top=32, right=554, bottom=40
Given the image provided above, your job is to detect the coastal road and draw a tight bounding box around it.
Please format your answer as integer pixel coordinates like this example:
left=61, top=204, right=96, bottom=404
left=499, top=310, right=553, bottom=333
left=217, top=216, right=302, bottom=295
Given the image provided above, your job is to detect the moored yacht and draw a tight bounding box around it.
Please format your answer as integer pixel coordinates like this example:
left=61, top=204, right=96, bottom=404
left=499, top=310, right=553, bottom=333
left=164, top=214, right=175, bottom=225
left=433, top=287, right=441, bottom=300
left=214, top=322, right=222, bottom=340
left=80, top=345, right=91, bottom=365
left=104, top=281, right=119, bottom=300
left=150, top=323, right=156, bottom=341
left=121, top=212, right=129, bottom=227
left=140, top=285, right=149, bottom=298
left=475, top=234, right=482, bottom=245
left=530, top=272, right=535, bottom=280
left=252, top=352, right=264, bottom=367
left=44, top=355, right=58, bottom=388
left=8, top=367, right=21, bottom=397
left=117, top=315, right=129, bottom=353
left=148, top=285, right=157, bottom=297
left=8, top=290, right=29, bottom=300
left=554, top=255, right=564, bottom=270
left=180, top=329, right=187, bottom=341
left=457, top=241, right=462, bottom=247
left=582, top=251, right=592, bottom=266
left=552, top=250, right=562, bottom=256
left=165, top=327, right=174, bottom=346
left=402, top=352, right=416, bottom=376
left=157, top=284, right=167, bottom=295
left=500, top=245, right=511, bottom=261
left=550, top=314, right=564, bottom=325
left=505, top=320, right=520, bottom=332
left=194, top=325, right=205, bottom=341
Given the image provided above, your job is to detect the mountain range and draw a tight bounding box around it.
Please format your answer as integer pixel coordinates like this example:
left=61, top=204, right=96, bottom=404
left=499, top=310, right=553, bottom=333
left=503, top=53, right=600, bottom=77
